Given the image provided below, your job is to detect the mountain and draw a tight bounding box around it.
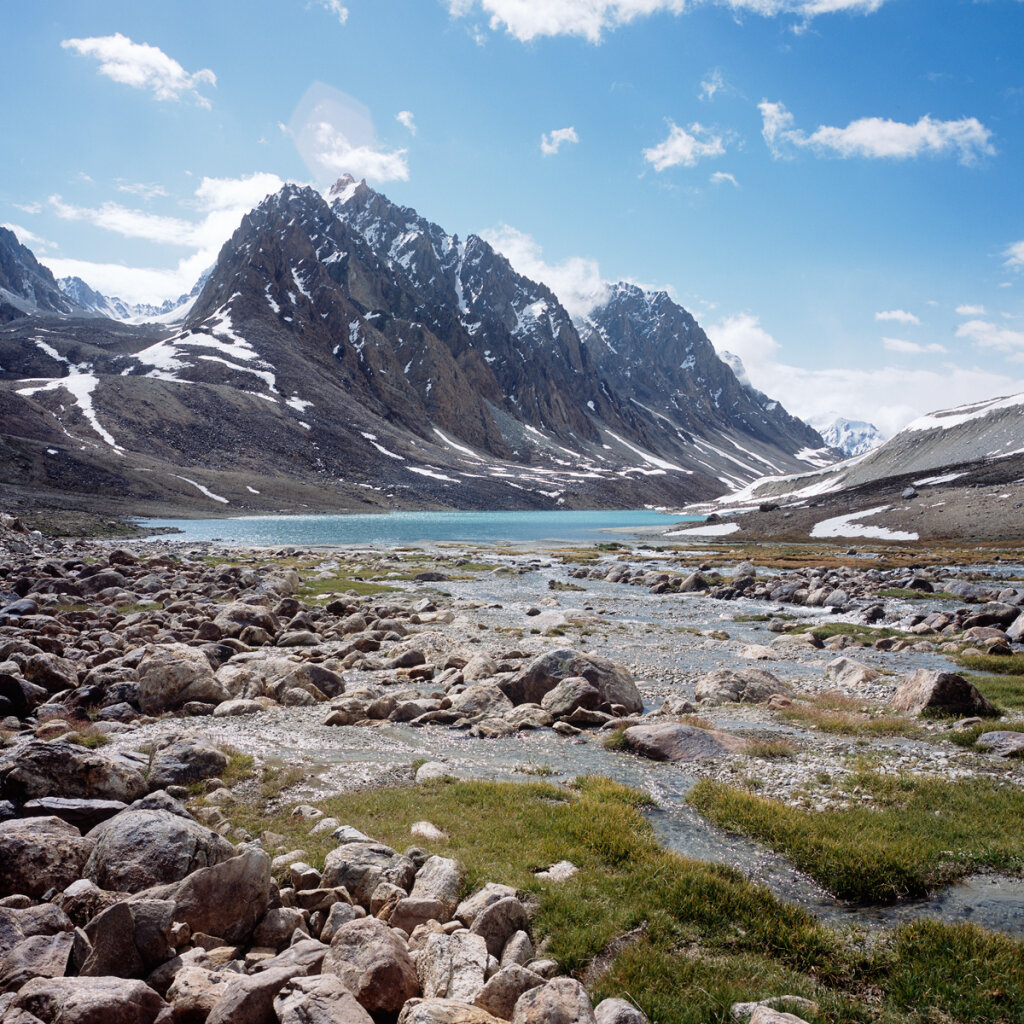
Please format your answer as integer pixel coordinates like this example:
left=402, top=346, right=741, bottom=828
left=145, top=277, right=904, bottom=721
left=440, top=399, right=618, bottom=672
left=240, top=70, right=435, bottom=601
left=0, top=179, right=836, bottom=516
left=713, top=391, right=1024, bottom=509
left=0, top=227, right=81, bottom=322
left=57, top=272, right=209, bottom=324
left=814, top=416, right=884, bottom=457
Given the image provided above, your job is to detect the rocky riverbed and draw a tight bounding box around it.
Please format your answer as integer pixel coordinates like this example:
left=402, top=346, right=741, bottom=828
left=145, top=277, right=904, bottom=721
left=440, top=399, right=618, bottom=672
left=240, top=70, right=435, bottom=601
left=0, top=512, right=1022, bottom=1023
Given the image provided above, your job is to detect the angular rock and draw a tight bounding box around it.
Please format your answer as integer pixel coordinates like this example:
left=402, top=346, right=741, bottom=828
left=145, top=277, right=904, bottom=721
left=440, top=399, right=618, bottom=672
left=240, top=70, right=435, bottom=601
left=512, top=977, right=596, bottom=1023
left=166, top=965, right=233, bottom=1024
left=502, top=650, right=642, bottom=714
left=11, top=976, right=167, bottom=1024
left=975, top=731, right=1024, bottom=757
left=594, top=998, right=649, bottom=1023
left=411, top=856, right=461, bottom=918
left=0, top=741, right=147, bottom=804
left=0, top=816, right=95, bottom=898
left=418, top=931, right=489, bottom=1002
left=274, top=975, right=374, bottom=1024
left=253, top=907, right=309, bottom=951
left=824, top=658, right=879, bottom=687
left=540, top=677, right=601, bottom=718
left=206, top=965, right=306, bottom=1024
left=147, top=741, right=230, bottom=790
left=0, top=932, right=74, bottom=993
left=322, top=917, right=418, bottom=1016
left=890, top=670, right=995, bottom=716
left=399, top=1000, right=506, bottom=1024
left=693, top=668, right=789, bottom=705
left=469, top=896, right=529, bottom=958
left=21, top=798, right=127, bottom=833
left=455, top=884, right=517, bottom=928
left=623, top=722, right=747, bottom=762
left=448, top=685, right=513, bottom=719
left=474, top=964, right=545, bottom=1020
left=137, top=644, right=229, bottom=715
left=80, top=899, right=176, bottom=978
left=321, top=842, right=416, bottom=907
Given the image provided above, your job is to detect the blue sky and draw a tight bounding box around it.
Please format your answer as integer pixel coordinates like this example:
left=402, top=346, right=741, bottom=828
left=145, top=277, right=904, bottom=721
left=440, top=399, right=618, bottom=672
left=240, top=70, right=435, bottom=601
left=2, top=0, right=1023, bottom=435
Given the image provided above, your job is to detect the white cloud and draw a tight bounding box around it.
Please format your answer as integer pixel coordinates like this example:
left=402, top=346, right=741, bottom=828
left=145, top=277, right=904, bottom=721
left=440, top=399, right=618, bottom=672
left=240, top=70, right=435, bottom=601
left=644, top=121, right=726, bottom=171
left=875, top=309, right=920, bottom=325
left=707, top=312, right=1024, bottom=436
left=541, top=126, right=579, bottom=156
left=956, top=304, right=985, bottom=316
left=289, top=84, right=409, bottom=184
left=710, top=171, right=738, bottom=186
left=882, top=337, right=946, bottom=354
left=479, top=224, right=607, bottom=318
left=115, top=181, right=168, bottom=200
left=61, top=33, right=216, bottom=107
left=42, top=171, right=285, bottom=304
left=14, top=202, right=42, bottom=215
left=315, top=0, right=349, bottom=24
left=760, top=100, right=994, bottom=165
left=447, top=1, right=889, bottom=43
left=700, top=69, right=725, bottom=102
left=1005, top=241, right=1024, bottom=271
left=956, top=318, right=1024, bottom=358
left=396, top=110, right=417, bottom=134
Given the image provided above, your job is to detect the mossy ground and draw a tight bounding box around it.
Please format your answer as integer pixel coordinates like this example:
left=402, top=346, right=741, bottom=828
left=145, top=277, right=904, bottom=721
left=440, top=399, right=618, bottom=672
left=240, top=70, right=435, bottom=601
left=210, top=766, right=1024, bottom=1024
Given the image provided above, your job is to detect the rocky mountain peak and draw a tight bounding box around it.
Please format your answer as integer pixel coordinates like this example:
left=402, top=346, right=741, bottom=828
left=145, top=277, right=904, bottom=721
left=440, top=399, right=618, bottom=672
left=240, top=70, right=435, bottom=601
left=0, top=227, right=80, bottom=322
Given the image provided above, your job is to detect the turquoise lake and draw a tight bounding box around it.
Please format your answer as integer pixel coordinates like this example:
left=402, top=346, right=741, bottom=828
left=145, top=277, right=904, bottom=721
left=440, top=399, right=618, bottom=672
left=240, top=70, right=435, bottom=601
left=140, top=509, right=699, bottom=547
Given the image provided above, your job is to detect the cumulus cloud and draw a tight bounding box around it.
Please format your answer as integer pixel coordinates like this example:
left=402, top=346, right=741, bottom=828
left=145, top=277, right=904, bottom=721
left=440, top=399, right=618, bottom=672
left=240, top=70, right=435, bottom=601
left=2, top=223, right=56, bottom=252
left=707, top=312, right=1024, bottom=437
left=882, top=337, right=946, bottom=354
left=956, top=318, right=1024, bottom=358
left=700, top=69, right=725, bottom=102
left=61, top=33, right=216, bottom=107
left=289, top=84, right=409, bottom=184
left=1005, top=241, right=1024, bottom=271
left=43, top=172, right=285, bottom=304
left=644, top=121, right=726, bottom=171
left=710, top=171, right=738, bottom=186
left=447, top=1, right=889, bottom=43
left=760, top=100, right=995, bottom=165
left=314, top=0, right=349, bottom=24
left=115, top=181, right=168, bottom=200
left=875, top=309, right=920, bottom=325
left=479, top=224, right=607, bottom=317
left=956, top=304, right=985, bottom=316
left=396, top=110, right=417, bottom=134
left=541, top=126, right=579, bottom=156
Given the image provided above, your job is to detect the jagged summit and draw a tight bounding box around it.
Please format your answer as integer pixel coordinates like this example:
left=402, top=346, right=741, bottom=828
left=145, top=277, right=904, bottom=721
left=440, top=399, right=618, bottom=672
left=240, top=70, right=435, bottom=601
left=0, top=227, right=80, bottom=322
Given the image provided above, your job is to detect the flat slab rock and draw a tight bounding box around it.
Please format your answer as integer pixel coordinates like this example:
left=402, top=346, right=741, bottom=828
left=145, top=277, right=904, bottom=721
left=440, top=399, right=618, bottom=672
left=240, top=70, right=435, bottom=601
left=975, top=731, right=1024, bottom=757
left=623, top=722, right=748, bottom=762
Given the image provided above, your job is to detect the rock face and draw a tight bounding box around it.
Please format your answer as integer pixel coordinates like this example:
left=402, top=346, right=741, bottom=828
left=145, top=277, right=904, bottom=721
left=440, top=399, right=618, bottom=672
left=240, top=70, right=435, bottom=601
left=0, top=816, right=95, bottom=897
left=0, top=742, right=147, bottom=804
left=83, top=807, right=235, bottom=892
left=890, top=670, right=995, bottom=716
left=503, top=650, right=642, bottom=713
left=322, top=917, right=419, bottom=1015
left=623, top=723, right=748, bottom=762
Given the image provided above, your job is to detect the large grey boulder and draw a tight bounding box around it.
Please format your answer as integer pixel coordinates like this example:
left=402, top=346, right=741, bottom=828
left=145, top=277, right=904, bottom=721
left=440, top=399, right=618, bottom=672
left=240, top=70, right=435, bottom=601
left=540, top=677, right=601, bottom=718
left=474, top=964, right=545, bottom=1020
left=469, top=896, right=529, bottom=958
left=502, top=650, right=642, bottom=713
left=322, top=917, right=418, bottom=1016
left=410, top=856, right=461, bottom=919
left=166, top=966, right=234, bottom=1024
left=455, top=884, right=517, bottom=927
left=143, top=847, right=271, bottom=946
left=824, top=657, right=879, bottom=687
left=448, top=685, right=513, bottom=719
left=975, top=731, right=1024, bottom=757
left=213, top=602, right=279, bottom=638
left=512, top=977, right=596, bottom=1023
left=890, top=670, right=995, bottom=716
left=594, top=998, right=650, bottom=1023
left=84, top=808, right=234, bottom=893
left=0, top=816, right=95, bottom=898
left=80, top=899, right=176, bottom=978
left=321, top=842, right=416, bottom=907
left=274, top=975, right=374, bottom=1024
left=399, top=1000, right=506, bottom=1023
left=136, top=643, right=230, bottom=715
left=0, top=741, right=147, bottom=804
left=622, top=723, right=747, bottom=762
left=693, top=668, right=790, bottom=705
left=147, top=740, right=229, bottom=790
left=0, top=931, right=74, bottom=993
left=10, top=976, right=168, bottom=1024
left=206, top=965, right=307, bottom=1024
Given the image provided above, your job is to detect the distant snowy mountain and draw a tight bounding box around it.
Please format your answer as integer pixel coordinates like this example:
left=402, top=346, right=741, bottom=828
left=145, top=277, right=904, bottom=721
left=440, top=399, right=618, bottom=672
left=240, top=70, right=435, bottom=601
left=815, top=417, right=884, bottom=457
left=57, top=271, right=209, bottom=324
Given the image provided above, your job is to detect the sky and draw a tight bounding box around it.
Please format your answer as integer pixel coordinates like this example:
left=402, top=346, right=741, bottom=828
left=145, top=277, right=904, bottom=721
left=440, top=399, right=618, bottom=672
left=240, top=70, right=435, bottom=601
left=2, top=0, right=1023, bottom=437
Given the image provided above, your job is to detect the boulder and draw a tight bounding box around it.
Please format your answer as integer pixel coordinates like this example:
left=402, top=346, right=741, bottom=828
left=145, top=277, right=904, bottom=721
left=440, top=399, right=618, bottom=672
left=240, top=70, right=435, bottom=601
left=146, top=847, right=271, bottom=946
left=398, top=1001, right=506, bottom=1024
left=462, top=654, right=498, bottom=683
left=622, top=723, right=747, bottom=762
left=500, top=931, right=533, bottom=968
left=890, top=670, right=995, bottom=716
left=253, top=907, right=309, bottom=951
left=166, top=966, right=233, bottom=1024
left=84, top=808, right=234, bottom=892
left=418, top=931, right=489, bottom=1002
left=474, top=964, right=545, bottom=1019
left=455, top=884, right=517, bottom=928
left=975, top=731, right=1024, bottom=757
left=136, top=644, right=229, bottom=715
left=213, top=603, right=278, bottom=638
left=21, top=798, right=127, bottom=833
left=469, top=897, right=529, bottom=958
left=748, top=1008, right=812, bottom=1024
left=274, top=975, right=374, bottom=1024
left=540, top=677, right=601, bottom=718
left=693, top=668, right=789, bottom=705
left=448, top=685, right=513, bottom=719
left=206, top=965, right=307, bottom=1024
left=824, top=658, right=880, bottom=687
left=410, top=856, right=461, bottom=918
left=80, top=899, right=176, bottom=978
left=321, top=842, right=416, bottom=907
left=594, top=999, right=649, bottom=1023
left=501, top=650, right=642, bottom=714
left=10, top=976, right=167, bottom=1024
left=0, top=932, right=74, bottom=992
left=147, top=741, right=229, bottom=790
left=512, top=977, right=596, bottom=1023
left=0, top=741, right=147, bottom=804
left=0, top=816, right=95, bottom=898
left=213, top=699, right=262, bottom=717
left=322, top=917, right=419, bottom=1016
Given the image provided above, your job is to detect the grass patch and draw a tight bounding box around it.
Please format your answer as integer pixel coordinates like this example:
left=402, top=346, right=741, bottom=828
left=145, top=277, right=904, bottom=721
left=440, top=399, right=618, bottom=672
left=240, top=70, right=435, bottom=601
left=689, top=771, right=1024, bottom=903
left=956, top=653, right=1024, bottom=677
left=297, top=576, right=399, bottom=600
left=965, top=673, right=1024, bottom=712
left=214, top=769, right=1024, bottom=1024
left=945, top=721, right=1024, bottom=750
left=745, top=738, right=797, bottom=759
left=780, top=695, right=922, bottom=738
left=876, top=588, right=959, bottom=602
left=795, top=623, right=904, bottom=643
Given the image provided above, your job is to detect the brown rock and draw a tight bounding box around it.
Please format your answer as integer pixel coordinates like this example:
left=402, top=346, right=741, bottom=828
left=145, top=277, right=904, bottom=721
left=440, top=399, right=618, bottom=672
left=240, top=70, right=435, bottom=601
left=890, top=670, right=996, bottom=716
left=322, top=917, right=418, bottom=1016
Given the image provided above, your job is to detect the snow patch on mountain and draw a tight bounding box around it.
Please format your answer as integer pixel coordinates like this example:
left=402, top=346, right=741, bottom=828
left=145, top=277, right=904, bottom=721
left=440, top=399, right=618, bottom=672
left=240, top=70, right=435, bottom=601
left=813, top=416, right=884, bottom=457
